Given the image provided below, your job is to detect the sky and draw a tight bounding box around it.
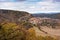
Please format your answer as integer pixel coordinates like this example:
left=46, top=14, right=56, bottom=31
left=0, top=0, right=60, bottom=14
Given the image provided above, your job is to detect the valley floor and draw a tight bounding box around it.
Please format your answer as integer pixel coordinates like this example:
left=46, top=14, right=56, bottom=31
left=33, top=26, right=60, bottom=40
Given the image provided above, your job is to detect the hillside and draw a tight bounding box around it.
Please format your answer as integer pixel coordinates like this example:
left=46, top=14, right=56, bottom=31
left=32, top=13, right=60, bottom=19
left=0, top=9, right=59, bottom=40
left=0, top=9, right=32, bottom=24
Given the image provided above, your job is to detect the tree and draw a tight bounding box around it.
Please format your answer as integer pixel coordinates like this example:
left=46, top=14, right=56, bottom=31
left=0, top=22, right=26, bottom=40
left=26, top=28, right=37, bottom=40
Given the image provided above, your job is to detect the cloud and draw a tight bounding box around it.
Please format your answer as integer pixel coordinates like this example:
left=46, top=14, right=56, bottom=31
left=37, top=2, right=60, bottom=11
left=54, top=0, right=60, bottom=2
left=16, top=0, right=26, bottom=1
left=0, top=0, right=26, bottom=2
left=0, top=0, right=60, bottom=13
left=0, top=0, right=60, bottom=2
left=41, top=0, right=60, bottom=2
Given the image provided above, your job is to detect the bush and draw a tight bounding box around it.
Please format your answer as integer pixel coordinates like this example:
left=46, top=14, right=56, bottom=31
left=26, top=28, right=37, bottom=40
left=0, top=22, right=25, bottom=40
left=44, top=36, right=57, bottom=40
left=37, top=36, right=45, bottom=40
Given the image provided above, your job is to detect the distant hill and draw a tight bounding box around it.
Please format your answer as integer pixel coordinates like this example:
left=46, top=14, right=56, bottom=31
left=32, top=13, right=60, bottom=19
left=0, top=9, right=32, bottom=24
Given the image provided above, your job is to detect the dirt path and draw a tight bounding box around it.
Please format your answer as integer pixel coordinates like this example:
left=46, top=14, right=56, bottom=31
left=33, top=27, right=48, bottom=36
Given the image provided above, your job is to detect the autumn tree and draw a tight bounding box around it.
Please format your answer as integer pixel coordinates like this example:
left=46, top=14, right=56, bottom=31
left=0, top=22, right=26, bottom=40
left=26, top=28, right=37, bottom=40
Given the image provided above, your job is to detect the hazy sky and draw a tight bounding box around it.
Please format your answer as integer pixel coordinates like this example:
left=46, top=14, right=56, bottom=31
left=0, top=0, right=60, bottom=13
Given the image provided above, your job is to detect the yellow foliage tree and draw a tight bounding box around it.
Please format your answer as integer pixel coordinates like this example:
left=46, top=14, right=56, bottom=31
left=0, top=22, right=26, bottom=40
left=26, top=28, right=37, bottom=40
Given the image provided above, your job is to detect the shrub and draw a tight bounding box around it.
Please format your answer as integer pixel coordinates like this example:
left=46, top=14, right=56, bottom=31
left=44, top=36, right=57, bottom=40
left=0, top=22, right=25, bottom=40
left=26, top=28, right=37, bottom=40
